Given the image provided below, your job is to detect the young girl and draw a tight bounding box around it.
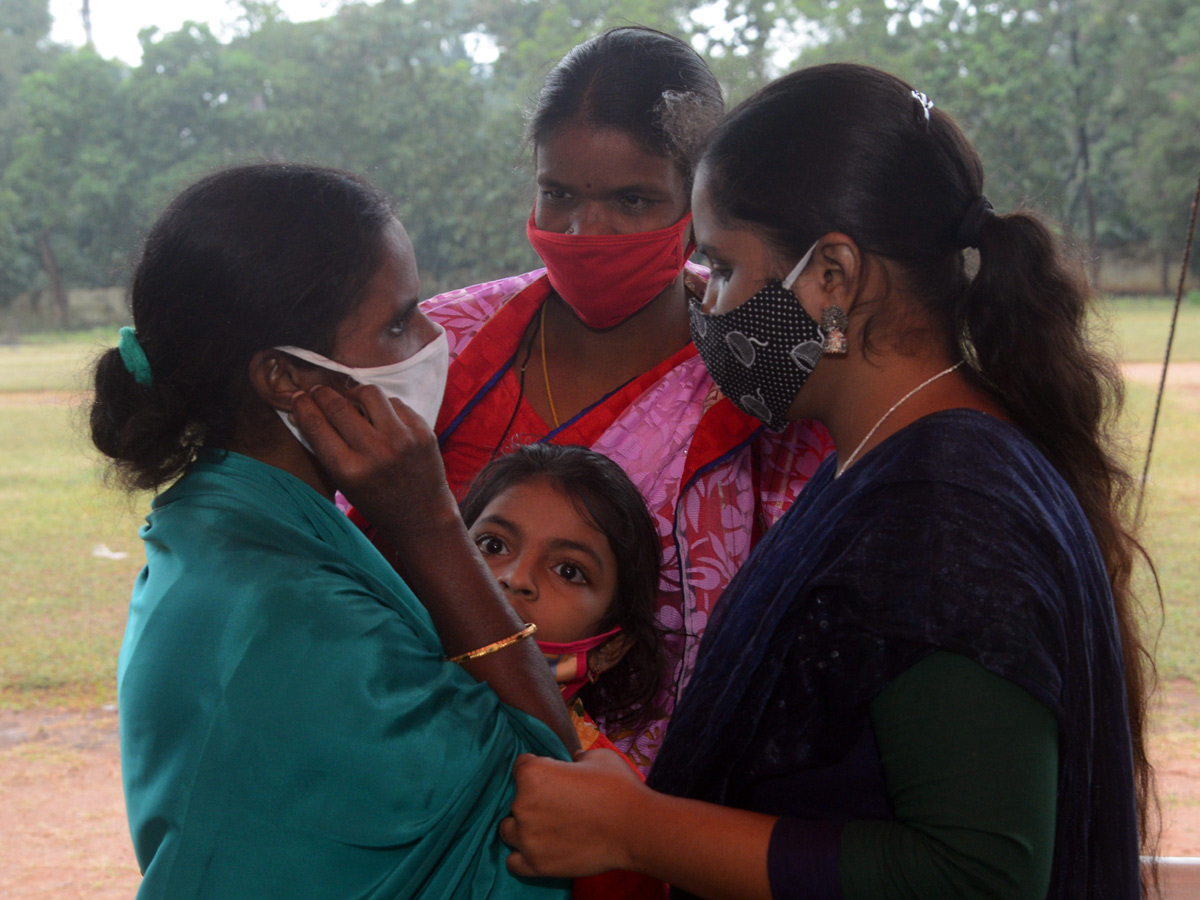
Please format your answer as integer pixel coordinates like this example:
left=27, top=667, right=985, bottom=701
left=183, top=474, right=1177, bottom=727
left=459, top=443, right=662, bottom=756
left=462, top=444, right=668, bottom=900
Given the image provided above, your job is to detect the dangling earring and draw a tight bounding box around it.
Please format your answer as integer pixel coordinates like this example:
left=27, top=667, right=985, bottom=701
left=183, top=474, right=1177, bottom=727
left=821, top=306, right=849, bottom=356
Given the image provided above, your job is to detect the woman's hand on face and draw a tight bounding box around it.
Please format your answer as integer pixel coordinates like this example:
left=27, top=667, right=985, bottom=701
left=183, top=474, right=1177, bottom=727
left=294, top=384, right=582, bottom=752
left=501, top=749, right=644, bottom=879
left=290, top=383, right=455, bottom=535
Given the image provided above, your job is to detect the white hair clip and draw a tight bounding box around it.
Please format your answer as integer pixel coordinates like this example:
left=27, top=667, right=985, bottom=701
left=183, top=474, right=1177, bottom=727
left=911, top=89, right=934, bottom=123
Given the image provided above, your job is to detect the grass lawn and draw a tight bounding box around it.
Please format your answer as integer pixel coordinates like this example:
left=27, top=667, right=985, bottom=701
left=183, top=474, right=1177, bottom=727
left=1127, top=378, right=1200, bottom=681
left=1103, top=297, right=1199, bottom=683
left=0, top=397, right=147, bottom=706
left=1106, top=295, right=1200, bottom=362
left=0, top=300, right=1197, bottom=708
left=0, top=339, right=109, bottom=393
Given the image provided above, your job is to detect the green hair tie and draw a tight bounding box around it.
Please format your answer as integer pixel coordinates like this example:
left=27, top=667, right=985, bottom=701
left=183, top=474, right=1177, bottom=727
left=118, top=326, right=154, bottom=386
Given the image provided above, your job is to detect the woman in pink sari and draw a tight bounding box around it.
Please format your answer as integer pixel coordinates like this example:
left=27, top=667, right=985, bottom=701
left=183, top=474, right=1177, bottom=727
left=414, top=27, right=830, bottom=768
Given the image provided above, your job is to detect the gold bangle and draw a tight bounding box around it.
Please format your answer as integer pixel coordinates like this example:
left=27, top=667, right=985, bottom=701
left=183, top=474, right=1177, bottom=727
left=446, top=622, right=538, bottom=664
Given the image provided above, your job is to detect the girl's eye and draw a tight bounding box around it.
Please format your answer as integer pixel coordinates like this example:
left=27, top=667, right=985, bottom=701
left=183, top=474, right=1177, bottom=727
left=475, top=535, right=508, bottom=556
left=552, top=562, right=588, bottom=584
left=620, top=194, right=653, bottom=212
left=541, top=189, right=570, bottom=202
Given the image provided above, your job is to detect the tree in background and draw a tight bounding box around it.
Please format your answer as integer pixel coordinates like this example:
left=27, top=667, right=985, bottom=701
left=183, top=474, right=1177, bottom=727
left=1112, top=0, right=1200, bottom=289
left=4, top=48, right=134, bottom=324
left=0, top=0, right=59, bottom=311
left=234, top=0, right=540, bottom=289
left=0, top=0, right=1196, bottom=320
left=0, top=0, right=56, bottom=167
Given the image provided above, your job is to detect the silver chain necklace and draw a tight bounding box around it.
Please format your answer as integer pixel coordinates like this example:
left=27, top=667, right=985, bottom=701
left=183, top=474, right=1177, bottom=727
left=836, top=361, right=963, bottom=476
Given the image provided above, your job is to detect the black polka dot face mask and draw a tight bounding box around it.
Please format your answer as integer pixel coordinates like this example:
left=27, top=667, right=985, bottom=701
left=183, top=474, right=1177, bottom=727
left=688, top=242, right=825, bottom=431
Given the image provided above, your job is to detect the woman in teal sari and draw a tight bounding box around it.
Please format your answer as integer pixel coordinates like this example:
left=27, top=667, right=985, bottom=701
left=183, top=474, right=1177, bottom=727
left=89, top=164, right=577, bottom=900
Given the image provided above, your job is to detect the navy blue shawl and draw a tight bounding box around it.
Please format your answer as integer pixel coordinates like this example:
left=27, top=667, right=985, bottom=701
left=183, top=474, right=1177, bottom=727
left=648, top=410, right=1140, bottom=899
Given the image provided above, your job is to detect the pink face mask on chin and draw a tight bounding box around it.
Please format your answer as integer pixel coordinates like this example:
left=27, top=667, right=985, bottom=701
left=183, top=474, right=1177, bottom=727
left=537, top=625, right=623, bottom=702
left=526, top=210, right=694, bottom=329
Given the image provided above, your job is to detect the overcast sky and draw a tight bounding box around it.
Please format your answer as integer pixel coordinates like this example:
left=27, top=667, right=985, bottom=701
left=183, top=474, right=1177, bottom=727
left=47, top=0, right=353, bottom=65
left=46, top=2, right=749, bottom=71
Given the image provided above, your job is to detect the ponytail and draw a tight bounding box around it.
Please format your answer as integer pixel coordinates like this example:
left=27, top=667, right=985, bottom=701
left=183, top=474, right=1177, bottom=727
left=959, top=210, right=1115, bottom=482
left=961, top=209, right=1159, bottom=858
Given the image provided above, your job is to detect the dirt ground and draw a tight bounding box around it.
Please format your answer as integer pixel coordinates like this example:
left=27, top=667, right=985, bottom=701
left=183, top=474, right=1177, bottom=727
left=0, top=707, right=137, bottom=898
left=0, top=682, right=1197, bottom=898
left=1124, top=361, right=1200, bottom=386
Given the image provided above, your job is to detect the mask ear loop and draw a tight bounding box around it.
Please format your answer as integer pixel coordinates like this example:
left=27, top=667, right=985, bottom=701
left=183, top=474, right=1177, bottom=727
left=541, top=626, right=624, bottom=702
left=274, top=348, right=360, bottom=397
left=781, top=241, right=820, bottom=290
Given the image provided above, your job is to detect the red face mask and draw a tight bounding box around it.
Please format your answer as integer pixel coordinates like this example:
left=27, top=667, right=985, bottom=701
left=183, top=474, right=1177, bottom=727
left=538, top=626, right=623, bottom=702
left=526, top=210, right=694, bottom=329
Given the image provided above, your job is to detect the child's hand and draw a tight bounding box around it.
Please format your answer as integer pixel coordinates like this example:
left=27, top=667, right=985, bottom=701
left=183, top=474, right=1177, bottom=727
left=291, top=382, right=457, bottom=541
left=501, top=749, right=646, bottom=879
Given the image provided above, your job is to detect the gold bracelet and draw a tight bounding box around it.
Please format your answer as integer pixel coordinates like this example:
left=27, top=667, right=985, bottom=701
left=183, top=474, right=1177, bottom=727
left=446, top=622, right=538, bottom=664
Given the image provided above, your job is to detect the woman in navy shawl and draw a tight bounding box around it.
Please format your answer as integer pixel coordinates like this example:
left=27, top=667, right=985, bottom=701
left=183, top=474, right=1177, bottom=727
left=500, top=64, right=1155, bottom=900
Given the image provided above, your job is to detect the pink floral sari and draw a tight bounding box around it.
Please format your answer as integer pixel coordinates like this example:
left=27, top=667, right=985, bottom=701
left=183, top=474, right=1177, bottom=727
left=427, top=269, right=833, bottom=770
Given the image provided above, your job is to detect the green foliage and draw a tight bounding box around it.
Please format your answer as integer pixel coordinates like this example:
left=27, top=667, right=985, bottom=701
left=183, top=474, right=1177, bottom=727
left=0, top=0, right=56, bottom=167
left=1113, top=0, right=1200, bottom=258
left=0, top=184, right=39, bottom=302
left=0, top=0, right=59, bottom=304
left=6, top=49, right=140, bottom=291
left=783, top=0, right=1200, bottom=258
left=473, top=0, right=692, bottom=81
left=0, top=0, right=1197, bottom=310
left=231, top=0, right=543, bottom=288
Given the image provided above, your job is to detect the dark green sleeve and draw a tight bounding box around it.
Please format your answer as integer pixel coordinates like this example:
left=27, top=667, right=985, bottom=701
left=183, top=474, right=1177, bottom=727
left=839, top=651, right=1058, bottom=900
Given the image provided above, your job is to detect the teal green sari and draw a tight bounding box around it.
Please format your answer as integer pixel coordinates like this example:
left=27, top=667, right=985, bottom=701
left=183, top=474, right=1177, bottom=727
left=118, top=451, right=569, bottom=900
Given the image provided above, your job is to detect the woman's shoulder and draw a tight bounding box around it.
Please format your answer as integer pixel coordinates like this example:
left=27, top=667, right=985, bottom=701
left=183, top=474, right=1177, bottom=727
left=423, top=270, right=546, bottom=323
left=422, top=270, right=547, bottom=358
left=866, top=410, right=1080, bottom=516
left=827, top=410, right=1101, bottom=590
left=155, top=452, right=344, bottom=538
left=149, top=452, right=417, bottom=611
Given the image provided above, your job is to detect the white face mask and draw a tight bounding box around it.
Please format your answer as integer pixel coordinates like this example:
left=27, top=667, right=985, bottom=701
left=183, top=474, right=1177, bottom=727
left=274, top=324, right=449, bottom=453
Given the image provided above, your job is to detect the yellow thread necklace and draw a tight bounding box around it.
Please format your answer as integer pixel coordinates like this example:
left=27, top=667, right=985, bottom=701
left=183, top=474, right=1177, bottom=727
left=539, top=303, right=561, bottom=429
